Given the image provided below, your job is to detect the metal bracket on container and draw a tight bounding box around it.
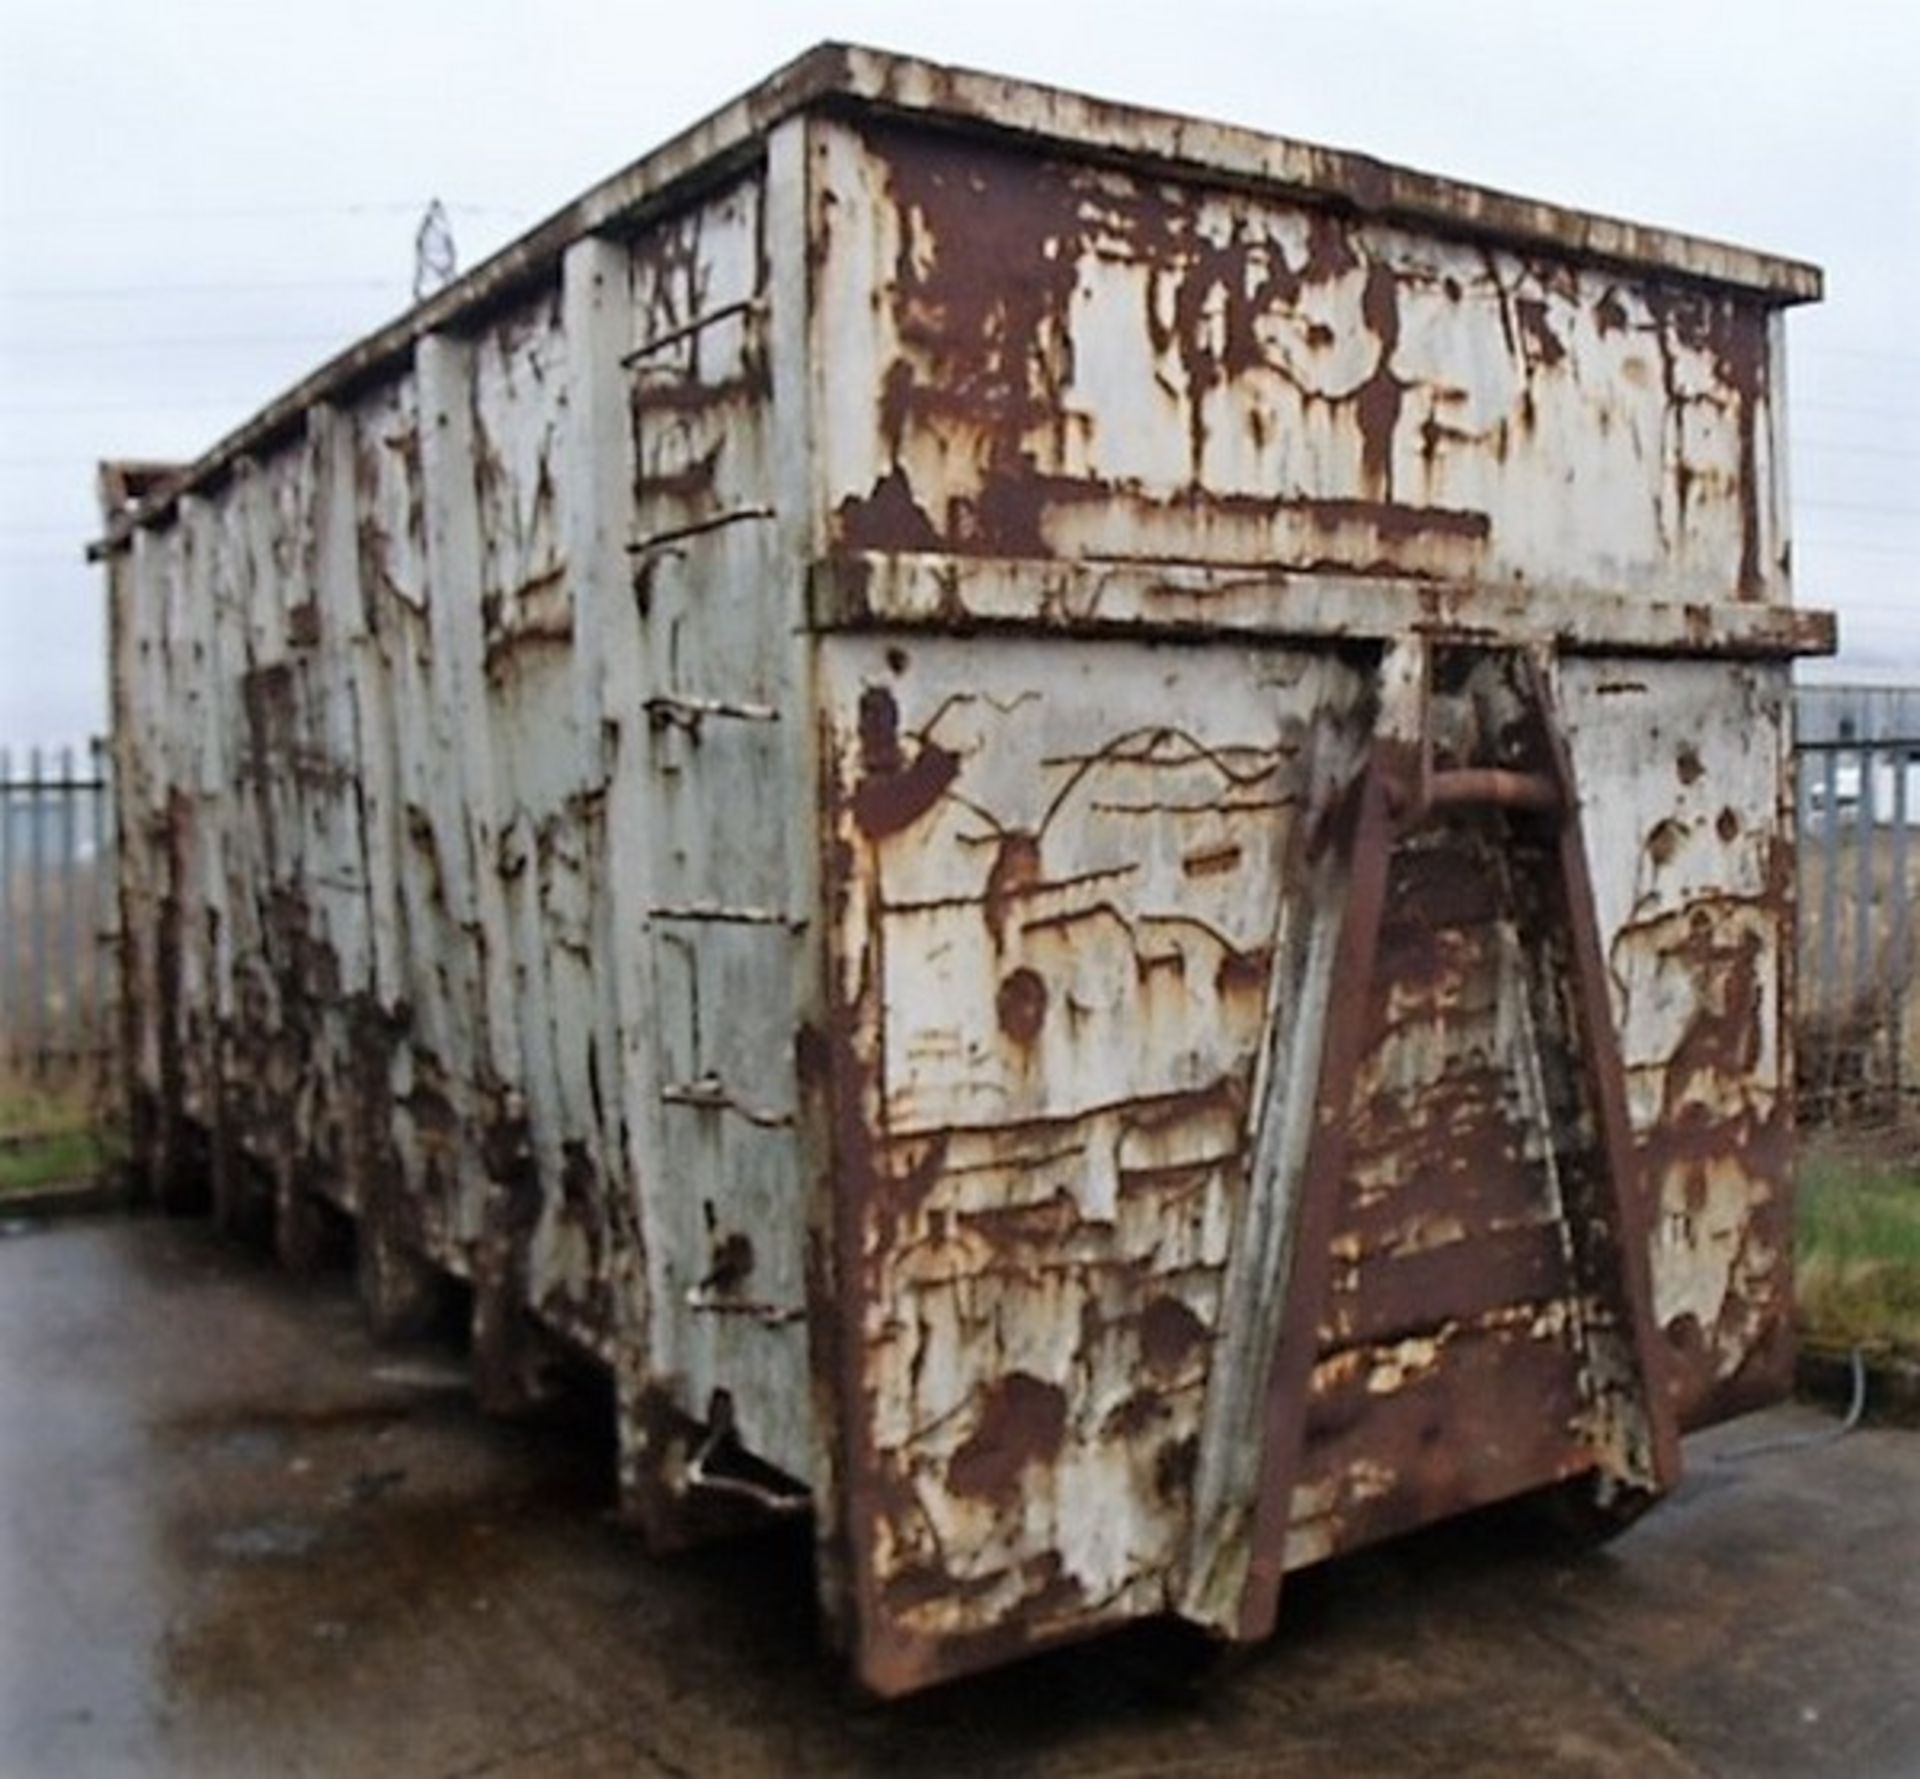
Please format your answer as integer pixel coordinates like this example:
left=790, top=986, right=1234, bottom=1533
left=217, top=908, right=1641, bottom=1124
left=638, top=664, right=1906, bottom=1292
left=682, top=1391, right=811, bottom=1515
left=622, top=296, right=767, bottom=366
left=627, top=507, right=775, bottom=557
left=644, top=692, right=780, bottom=735
left=648, top=902, right=806, bottom=930
left=684, top=1283, right=807, bottom=1327
left=660, top=1072, right=796, bottom=1130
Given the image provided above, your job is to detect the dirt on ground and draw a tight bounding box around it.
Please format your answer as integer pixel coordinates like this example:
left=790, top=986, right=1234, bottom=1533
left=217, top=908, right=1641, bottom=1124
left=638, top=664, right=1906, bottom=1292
left=2, top=1214, right=1918, bottom=1779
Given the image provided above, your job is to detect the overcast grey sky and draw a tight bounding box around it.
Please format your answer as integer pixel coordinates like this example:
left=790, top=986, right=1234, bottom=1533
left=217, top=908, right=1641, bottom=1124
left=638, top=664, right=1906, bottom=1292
left=3, top=0, right=1915, bottom=748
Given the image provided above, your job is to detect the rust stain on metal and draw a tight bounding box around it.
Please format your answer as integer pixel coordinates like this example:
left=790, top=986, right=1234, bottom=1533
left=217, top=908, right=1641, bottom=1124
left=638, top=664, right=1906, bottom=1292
left=1139, top=1295, right=1209, bottom=1374
left=947, top=1373, right=1070, bottom=1506
left=994, top=967, right=1048, bottom=1044
left=850, top=684, right=961, bottom=839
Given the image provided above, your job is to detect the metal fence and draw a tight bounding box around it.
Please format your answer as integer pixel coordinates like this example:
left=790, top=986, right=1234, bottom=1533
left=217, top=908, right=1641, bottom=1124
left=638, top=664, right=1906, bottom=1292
left=0, top=741, right=115, bottom=1075
left=1796, top=686, right=1920, bottom=1123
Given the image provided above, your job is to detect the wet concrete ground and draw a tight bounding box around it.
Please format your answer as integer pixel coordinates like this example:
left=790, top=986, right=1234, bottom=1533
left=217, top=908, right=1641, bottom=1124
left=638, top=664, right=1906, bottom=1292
left=2, top=1213, right=1916, bottom=1779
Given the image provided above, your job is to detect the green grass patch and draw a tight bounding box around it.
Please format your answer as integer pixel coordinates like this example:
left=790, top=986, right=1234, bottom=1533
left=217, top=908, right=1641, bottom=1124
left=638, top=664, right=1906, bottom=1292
left=1797, top=1148, right=1920, bottom=1354
left=0, top=1067, right=114, bottom=1197
left=0, top=1126, right=107, bottom=1194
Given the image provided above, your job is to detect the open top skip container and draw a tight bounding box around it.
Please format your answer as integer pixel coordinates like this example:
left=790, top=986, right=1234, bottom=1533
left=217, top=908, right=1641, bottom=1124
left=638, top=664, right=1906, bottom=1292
left=95, top=44, right=1833, bottom=1695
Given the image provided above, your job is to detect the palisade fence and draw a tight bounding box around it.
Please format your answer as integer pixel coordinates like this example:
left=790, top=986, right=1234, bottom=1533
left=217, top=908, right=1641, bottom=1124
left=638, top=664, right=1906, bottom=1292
left=1796, top=686, right=1920, bottom=1125
left=0, top=741, right=116, bottom=1077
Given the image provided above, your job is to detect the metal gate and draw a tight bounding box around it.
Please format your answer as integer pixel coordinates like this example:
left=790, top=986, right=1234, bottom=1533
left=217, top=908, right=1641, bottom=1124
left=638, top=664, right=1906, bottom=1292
left=1796, top=686, right=1920, bottom=1120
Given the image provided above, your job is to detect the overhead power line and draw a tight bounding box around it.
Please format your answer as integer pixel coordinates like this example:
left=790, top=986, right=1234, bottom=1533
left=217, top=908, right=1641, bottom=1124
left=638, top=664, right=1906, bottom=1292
left=1796, top=496, right=1920, bottom=519
left=1796, top=438, right=1920, bottom=460
left=2, top=279, right=398, bottom=300
left=0, top=200, right=529, bottom=226
left=3, top=333, right=362, bottom=355
left=0, top=396, right=255, bottom=414
left=1797, top=399, right=1920, bottom=423
left=1794, top=538, right=1916, bottom=559
left=1799, top=344, right=1920, bottom=369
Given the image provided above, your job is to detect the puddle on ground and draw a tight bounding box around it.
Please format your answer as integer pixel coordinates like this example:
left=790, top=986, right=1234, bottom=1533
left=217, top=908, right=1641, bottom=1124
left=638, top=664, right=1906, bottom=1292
left=201, top=1425, right=291, bottom=1466
left=209, top=1517, right=325, bottom=1561
left=157, top=1399, right=407, bottom=1443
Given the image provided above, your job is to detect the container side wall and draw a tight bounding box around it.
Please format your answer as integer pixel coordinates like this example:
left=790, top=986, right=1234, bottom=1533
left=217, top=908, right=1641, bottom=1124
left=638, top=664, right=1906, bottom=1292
left=212, top=455, right=306, bottom=1217
left=810, top=117, right=1781, bottom=606
left=108, top=281, right=626, bottom=1368
left=815, top=631, right=1370, bottom=1691
left=107, top=160, right=819, bottom=1530
left=802, top=106, right=1806, bottom=1691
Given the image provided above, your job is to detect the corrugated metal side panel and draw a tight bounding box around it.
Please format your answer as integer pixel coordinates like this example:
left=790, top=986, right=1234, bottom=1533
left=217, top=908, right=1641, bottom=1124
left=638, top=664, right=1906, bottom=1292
left=109, top=292, right=608, bottom=1331
left=809, top=116, right=1782, bottom=607
left=113, top=529, right=170, bottom=1170
left=215, top=421, right=388, bottom=1237
left=147, top=440, right=337, bottom=1217
left=205, top=458, right=291, bottom=1211
left=108, top=155, right=820, bottom=1482
left=181, top=492, right=246, bottom=1209
left=465, top=293, right=622, bottom=1348
left=173, top=500, right=228, bottom=1144
left=349, top=372, right=496, bottom=1280
left=166, top=500, right=225, bottom=1152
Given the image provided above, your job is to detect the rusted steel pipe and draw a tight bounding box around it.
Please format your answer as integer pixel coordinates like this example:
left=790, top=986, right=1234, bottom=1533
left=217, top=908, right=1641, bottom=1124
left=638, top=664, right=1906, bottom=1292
left=1423, top=767, right=1562, bottom=815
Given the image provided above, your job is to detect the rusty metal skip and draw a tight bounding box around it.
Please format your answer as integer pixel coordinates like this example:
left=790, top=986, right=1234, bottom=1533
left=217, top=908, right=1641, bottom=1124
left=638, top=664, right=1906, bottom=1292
left=93, top=44, right=1832, bottom=1695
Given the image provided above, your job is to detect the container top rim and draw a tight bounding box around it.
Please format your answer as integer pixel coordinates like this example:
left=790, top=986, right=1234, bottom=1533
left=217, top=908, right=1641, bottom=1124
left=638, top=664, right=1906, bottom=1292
left=89, top=38, right=1824, bottom=557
